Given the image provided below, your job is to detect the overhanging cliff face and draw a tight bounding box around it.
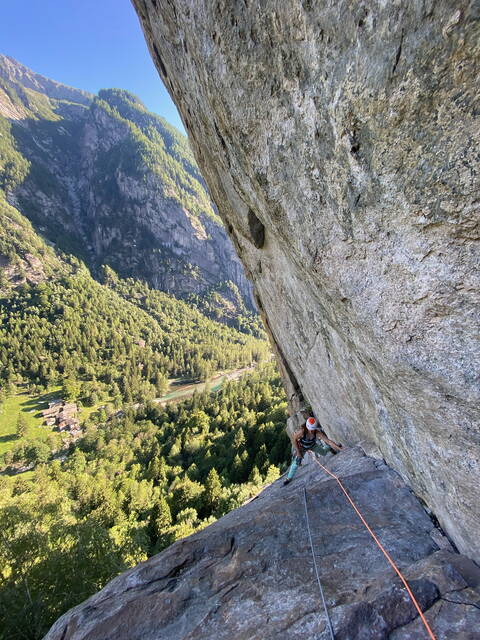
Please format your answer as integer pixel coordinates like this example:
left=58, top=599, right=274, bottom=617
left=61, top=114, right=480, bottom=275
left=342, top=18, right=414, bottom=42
left=132, top=1, right=480, bottom=560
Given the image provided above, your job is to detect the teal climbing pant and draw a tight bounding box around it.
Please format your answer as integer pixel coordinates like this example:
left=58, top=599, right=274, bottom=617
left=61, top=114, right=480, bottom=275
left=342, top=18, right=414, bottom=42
left=286, top=441, right=330, bottom=480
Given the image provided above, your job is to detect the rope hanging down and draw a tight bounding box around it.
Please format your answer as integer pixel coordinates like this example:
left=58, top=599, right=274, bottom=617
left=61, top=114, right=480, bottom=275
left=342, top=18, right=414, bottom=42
left=302, top=486, right=335, bottom=640
left=309, top=453, right=437, bottom=640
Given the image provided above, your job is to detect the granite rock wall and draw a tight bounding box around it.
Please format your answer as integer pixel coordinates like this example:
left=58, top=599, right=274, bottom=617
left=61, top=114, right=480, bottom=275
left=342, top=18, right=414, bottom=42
left=132, top=0, right=480, bottom=560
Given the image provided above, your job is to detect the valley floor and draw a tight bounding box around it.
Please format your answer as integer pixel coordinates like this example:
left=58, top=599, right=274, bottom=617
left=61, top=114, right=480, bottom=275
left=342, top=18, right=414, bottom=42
left=0, top=364, right=257, bottom=473
left=156, top=365, right=256, bottom=405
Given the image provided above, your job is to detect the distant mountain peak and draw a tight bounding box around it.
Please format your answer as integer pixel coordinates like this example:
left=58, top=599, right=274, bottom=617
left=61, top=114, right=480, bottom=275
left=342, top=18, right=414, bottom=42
left=0, top=54, right=93, bottom=106
left=97, top=87, right=146, bottom=109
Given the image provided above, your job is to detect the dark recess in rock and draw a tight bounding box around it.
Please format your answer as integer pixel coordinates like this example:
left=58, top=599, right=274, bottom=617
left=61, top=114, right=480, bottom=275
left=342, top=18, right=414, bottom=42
left=214, top=121, right=227, bottom=152
left=248, top=209, right=265, bottom=249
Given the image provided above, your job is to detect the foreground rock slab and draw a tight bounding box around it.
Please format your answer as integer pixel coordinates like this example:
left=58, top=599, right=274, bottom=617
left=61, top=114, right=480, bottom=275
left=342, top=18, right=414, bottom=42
left=45, top=449, right=480, bottom=639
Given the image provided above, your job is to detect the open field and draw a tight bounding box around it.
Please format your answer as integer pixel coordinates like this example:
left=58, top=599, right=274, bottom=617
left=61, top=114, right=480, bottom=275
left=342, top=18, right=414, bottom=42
left=0, top=387, right=62, bottom=459
left=156, top=365, right=255, bottom=405
left=0, top=385, right=113, bottom=463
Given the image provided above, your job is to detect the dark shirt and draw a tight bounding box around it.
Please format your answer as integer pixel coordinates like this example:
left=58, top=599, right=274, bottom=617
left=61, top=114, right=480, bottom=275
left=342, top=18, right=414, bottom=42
left=299, top=428, right=316, bottom=450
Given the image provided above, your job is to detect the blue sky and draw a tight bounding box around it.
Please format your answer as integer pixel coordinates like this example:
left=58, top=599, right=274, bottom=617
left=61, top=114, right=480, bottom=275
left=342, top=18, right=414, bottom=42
left=0, top=0, right=186, bottom=133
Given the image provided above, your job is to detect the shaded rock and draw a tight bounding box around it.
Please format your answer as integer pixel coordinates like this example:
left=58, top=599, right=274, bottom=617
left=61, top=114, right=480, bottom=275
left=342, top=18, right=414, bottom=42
left=132, top=0, right=480, bottom=560
left=247, top=209, right=265, bottom=249
left=44, top=449, right=480, bottom=639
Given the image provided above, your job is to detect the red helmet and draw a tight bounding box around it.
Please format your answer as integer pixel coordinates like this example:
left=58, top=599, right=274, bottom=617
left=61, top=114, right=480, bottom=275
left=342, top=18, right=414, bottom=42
left=306, top=417, right=317, bottom=431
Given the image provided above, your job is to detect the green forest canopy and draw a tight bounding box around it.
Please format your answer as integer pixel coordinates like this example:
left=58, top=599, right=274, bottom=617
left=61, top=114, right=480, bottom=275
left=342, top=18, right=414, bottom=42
left=0, top=364, right=290, bottom=640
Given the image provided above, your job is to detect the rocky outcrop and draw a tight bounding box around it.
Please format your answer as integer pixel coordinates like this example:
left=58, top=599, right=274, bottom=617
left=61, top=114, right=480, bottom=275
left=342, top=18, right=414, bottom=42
left=132, top=0, right=480, bottom=560
left=75, top=94, right=252, bottom=299
left=0, top=57, right=253, bottom=306
left=45, top=448, right=480, bottom=639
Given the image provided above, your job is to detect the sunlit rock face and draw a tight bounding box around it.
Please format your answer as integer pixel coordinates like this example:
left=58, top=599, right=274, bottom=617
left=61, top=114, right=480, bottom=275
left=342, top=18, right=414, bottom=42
left=132, top=0, right=480, bottom=560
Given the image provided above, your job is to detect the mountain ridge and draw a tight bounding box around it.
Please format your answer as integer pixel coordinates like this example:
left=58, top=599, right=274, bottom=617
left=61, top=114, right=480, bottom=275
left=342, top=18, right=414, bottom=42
left=0, top=54, right=253, bottom=310
left=0, top=54, right=93, bottom=107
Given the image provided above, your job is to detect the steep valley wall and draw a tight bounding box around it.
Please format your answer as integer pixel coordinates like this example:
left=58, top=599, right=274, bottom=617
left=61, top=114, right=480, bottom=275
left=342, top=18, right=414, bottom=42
left=132, top=0, right=480, bottom=560
left=0, top=55, right=253, bottom=305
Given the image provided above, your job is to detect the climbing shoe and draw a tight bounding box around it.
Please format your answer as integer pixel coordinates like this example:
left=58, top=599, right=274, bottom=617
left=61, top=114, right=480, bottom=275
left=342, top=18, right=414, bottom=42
left=283, top=478, right=291, bottom=486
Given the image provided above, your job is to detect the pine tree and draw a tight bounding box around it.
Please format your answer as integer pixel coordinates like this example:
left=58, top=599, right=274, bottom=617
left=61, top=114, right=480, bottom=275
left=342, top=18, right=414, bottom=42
left=152, top=495, right=172, bottom=534
left=16, top=414, right=28, bottom=439
left=155, top=371, right=168, bottom=396
left=62, top=378, right=81, bottom=402
left=264, top=464, right=280, bottom=484
left=231, top=454, right=244, bottom=483
left=204, top=468, right=222, bottom=513
left=0, top=387, right=7, bottom=409
left=147, top=456, right=167, bottom=485
left=248, top=466, right=262, bottom=486
left=234, top=427, right=246, bottom=450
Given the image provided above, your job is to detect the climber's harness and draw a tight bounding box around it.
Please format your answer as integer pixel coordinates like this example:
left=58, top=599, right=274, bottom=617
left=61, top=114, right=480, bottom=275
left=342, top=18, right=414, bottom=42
left=298, top=432, right=317, bottom=451
left=295, top=429, right=317, bottom=461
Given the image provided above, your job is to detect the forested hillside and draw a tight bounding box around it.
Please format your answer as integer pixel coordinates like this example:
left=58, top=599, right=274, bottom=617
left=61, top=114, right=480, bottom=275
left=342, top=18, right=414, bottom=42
left=0, top=52, right=292, bottom=640
left=0, top=266, right=267, bottom=399
left=0, top=364, right=289, bottom=639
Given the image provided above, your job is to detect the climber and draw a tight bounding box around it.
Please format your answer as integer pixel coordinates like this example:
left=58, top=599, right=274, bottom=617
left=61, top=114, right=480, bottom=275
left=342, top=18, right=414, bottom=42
left=283, top=416, right=331, bottom=485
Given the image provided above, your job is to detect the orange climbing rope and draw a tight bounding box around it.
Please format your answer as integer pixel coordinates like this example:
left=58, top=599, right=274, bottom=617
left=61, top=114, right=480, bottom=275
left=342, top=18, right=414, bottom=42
left=309, top=453, right=438, bottom=640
